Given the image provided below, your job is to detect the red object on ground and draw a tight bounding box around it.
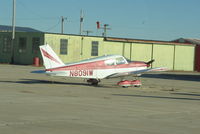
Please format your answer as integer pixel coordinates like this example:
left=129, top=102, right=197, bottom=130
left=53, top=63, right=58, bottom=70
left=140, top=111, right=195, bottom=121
left=117, top=80, right=142, bottom=87
left=33, top=57, right=40, bottom=67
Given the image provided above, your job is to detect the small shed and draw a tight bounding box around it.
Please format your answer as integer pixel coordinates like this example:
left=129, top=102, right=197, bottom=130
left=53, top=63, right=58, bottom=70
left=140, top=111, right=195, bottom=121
left=0, top=25, right=43, bottom=64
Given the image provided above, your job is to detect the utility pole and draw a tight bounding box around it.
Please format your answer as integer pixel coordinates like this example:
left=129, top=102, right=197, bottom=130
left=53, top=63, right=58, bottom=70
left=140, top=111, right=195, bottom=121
left=96, top=21, right=111, bottom=37
left=11, top=0, right=16, bottom=64
left=79, top=10, right=84, bottom=35
left=103, top=24, right=111, bottom=37
left=61, top=16, right=67, bottom=34
left=12, top=0, right=16, bottom=40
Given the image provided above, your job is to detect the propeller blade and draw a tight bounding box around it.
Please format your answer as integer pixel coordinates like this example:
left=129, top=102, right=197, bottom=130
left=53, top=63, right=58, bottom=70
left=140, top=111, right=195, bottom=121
left=146, top=59, right=155, bottom=65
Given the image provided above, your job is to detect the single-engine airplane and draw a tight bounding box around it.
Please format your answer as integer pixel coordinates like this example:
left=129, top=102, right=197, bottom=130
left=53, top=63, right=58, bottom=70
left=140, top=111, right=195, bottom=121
left=33, top=44, right=167, bottom=87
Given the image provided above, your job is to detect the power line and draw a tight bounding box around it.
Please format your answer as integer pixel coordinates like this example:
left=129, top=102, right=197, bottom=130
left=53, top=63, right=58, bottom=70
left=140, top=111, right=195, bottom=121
left=45, top=19, right=61, bottom=32
left=0, top=17, right=59, bottom=20
left=16, top=17, right=59, bottom=21
left=83, top=30, right=93, bottom=36
left=17, top=0, right=46, bottom=19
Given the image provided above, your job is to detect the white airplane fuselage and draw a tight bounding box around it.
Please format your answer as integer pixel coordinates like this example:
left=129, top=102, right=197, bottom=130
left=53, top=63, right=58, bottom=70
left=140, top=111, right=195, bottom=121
left=44, top=55, right=148, bottom=79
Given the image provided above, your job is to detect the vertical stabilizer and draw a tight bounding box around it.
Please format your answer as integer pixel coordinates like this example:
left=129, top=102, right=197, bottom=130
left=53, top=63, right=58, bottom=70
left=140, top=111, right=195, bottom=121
left=39, top=44, right=64, bottom=69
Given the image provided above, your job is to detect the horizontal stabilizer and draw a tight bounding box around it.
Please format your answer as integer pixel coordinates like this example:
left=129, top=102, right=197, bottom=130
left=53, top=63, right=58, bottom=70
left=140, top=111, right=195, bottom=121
left=31, top=70, right=46, bottom=74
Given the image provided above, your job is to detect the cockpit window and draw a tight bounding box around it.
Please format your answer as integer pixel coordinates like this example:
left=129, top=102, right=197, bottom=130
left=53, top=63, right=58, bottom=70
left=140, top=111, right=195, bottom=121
left=116, top=57, right=127, bottom=65
left=105, top=57, right=127, bottom=66
left=105, top=59, right=116, bottom=66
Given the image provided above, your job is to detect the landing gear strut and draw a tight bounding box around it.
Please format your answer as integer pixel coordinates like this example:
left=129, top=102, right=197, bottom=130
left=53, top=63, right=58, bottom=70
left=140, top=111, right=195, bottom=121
left=87, top=79, right=100, bottom=86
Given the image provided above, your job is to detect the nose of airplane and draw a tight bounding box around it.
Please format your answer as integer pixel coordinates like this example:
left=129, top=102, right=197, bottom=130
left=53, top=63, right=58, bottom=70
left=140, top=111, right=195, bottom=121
left=130, top=61, right=148, bottom=67
left=146, top=59, right=155, bottom=67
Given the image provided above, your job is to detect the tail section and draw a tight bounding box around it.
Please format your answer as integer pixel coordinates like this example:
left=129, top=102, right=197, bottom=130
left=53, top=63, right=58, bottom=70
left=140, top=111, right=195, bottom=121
left=39, top=44, right=64, bottom=69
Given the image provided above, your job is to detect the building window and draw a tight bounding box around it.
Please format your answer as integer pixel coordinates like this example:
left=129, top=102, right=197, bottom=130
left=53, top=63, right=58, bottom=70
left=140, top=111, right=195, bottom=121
left=32, top=37, right=40, bottom=54
left=2, top=36, right=12, bottom=53
left=19, top=37, right=27, bottom=53
left=60, top=39, right=68, bottom=55
left=91, top=41, right=98, bottom=56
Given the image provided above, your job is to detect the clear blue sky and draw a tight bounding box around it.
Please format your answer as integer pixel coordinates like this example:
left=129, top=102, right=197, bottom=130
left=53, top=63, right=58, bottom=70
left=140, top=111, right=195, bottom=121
left=1, top=0, right=200, bottom=41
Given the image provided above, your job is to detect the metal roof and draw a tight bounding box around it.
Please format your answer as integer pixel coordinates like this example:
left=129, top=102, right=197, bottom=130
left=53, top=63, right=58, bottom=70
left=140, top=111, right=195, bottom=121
left=183, top=38, right=200, bottom=44
left=172, top=38, right=200, bottom=45
left=44, top=33, right=194, bottom=46
left=0, top=25, right=42, bottom=32
left=105, top=37, right=193, bottom=46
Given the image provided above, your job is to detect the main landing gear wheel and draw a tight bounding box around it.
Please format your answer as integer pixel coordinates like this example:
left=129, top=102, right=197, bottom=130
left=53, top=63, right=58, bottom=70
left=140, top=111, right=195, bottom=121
left=87, top=79, right=100, bottom=86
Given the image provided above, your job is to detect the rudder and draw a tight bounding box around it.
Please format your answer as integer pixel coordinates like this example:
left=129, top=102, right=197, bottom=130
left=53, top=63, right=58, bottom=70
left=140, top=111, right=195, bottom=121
left=39, top=44, right=64, bottom=69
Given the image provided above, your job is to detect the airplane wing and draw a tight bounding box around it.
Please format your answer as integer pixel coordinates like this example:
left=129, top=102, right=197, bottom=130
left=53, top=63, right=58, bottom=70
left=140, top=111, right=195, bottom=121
left=106, top=67, right=168, bottom=78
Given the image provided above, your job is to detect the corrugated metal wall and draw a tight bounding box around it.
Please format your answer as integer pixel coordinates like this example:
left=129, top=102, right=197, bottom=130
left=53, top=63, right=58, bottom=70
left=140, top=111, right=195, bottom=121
left=174, top=45, right=194, bottom=71
left=14, top=32, right=44, bottom=64
left=104, top=41, right=123, bottom=55
left=45, top=34, right=104, bottom=63
left=152, top=44, right=174, bottom=70
left=131, top=43, right=152, bottom=61
left=45, top=34, right=81, bottom=63
left=123, top=43, right=131, bottom=59
left=0, top=32, right=44, bottom=64
left=0, top=32, right=12, bottom=63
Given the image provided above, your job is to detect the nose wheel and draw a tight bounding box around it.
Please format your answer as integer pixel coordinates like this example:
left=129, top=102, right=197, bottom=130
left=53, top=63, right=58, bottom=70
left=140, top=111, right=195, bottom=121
left=117, top=80, right=142, bottom=88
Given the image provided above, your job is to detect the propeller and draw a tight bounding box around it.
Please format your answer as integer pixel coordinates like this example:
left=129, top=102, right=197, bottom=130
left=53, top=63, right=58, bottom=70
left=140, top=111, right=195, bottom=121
left=146, top=59, right=155, bottom=65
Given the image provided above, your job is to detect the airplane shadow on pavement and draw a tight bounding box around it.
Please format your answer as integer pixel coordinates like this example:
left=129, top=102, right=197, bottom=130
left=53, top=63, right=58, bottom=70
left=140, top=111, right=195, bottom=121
left=142, top=73, right=200, bottom=82
left=0, top=79, right=112, bottom=88
left=0, top=79, right=87, bottom=85
left=112, top=94, right=200, bottom=101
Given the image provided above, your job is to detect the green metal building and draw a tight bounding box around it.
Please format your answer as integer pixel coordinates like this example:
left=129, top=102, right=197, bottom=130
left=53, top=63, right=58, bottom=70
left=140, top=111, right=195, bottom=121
left=0, top=25, right=196, bottom=71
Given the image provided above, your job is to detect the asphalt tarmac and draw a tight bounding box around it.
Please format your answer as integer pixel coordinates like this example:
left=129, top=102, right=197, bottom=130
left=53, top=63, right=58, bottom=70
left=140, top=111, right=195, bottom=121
left=0, top=64, right=200, bottom=134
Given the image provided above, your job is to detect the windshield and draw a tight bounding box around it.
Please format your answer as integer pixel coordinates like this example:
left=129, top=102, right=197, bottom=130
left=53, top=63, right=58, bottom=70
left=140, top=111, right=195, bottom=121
left=116, top=57, right=127, bottom=65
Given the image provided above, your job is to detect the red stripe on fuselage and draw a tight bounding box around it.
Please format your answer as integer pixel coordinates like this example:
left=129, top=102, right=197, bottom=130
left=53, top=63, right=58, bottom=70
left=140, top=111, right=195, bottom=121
left=41, top=48, right=61, bottom=64
left=46, top=60, right=147, bottom=71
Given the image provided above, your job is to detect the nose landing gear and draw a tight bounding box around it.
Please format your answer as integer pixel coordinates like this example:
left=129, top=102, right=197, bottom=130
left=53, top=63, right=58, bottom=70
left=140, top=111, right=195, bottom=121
left=117, top=80, right=142, bottom=88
